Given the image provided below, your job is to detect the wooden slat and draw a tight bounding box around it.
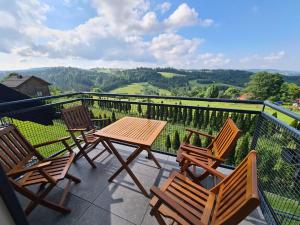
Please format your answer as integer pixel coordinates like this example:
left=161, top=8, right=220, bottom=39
left=95, top=117, right=167, bottom=146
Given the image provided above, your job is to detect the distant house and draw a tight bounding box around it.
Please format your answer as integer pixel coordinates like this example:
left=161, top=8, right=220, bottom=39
left=293, top=98, right=300, bottom=108
left=1, top=74, right=51, bottom=97
left=238, top=93, right=253, bottom=100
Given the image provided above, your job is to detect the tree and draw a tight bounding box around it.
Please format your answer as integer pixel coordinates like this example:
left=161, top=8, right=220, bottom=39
left=172, top=131, right=181, bottom=150
left=204, top=130, right=213, bottom=147
left=199, top=110, right=204, bottom=129
left=222, top=87, right=241, bottom=99
left=245, top=72, right=284, bottom=100
left=235, top=134, right=250, bottom=165
left=290, top=119, right=298, bottom=128
left=49, top=86, right=62, bottom=95
left=164, top=106, right=169, bottom=120
left=90, top=87, right=102, bottom=93
left=205, top=84, right=219, bottom=98
left=186, top=108, right=193, bottom=125
left=156, top=105, right=160, bottom=120
left=193, top=109, right=199, bottom=128
left=216, top=111, right=224, bottom=130
left=210, top=110, right=217, bottom=130
left=192, top=134, right=202, bottom=147
left=182, top=107, right=187, bottom=124
left=203, top=109, right=210, bottom=128
left=177, top=107, right=182, bottom=123
left=151, top=105, right=156, bottom=119
left=183, top=134, right=190, bottom=144
left=165, top=135, right=171, bottom=150
left=280, top=82, right=300, bottom=102
left=146, top=105, right=151, bottom=119
left=137, top=104, right=142, bottom=115
left=111, top=111, right=116, bottom=122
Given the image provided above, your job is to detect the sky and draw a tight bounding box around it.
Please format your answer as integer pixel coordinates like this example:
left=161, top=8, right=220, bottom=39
left=0, top=0, right=299, bottom=70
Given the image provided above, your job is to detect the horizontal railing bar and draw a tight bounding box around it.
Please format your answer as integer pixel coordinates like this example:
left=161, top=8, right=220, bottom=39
left=90, top=98, right=261, bottom=114
left=264, top=100, right=300, bottom=121
left=87, top=92, right=264, bottom=104
left=0, top=92, right=79, bottom=108
left=0, top=98, right=82, bottom=118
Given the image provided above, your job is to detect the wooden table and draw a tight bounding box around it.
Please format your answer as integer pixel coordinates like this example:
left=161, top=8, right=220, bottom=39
left=94, top=117, right=167, bottom=197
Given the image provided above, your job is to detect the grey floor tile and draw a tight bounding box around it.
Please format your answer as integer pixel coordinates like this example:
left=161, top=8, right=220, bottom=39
left=74, top=205, right=134, bottom=225
left=58, top=161, right=113, bottom=202
left=93, top=183, right=149, bottom=225
left=26, top=187, right=91, bottom=225
left=141, top=206, right=171, bottom=225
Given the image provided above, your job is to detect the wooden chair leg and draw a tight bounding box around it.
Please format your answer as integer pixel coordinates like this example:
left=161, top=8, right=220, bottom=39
left=66, top=173, right=81, bottom=184
left=76, top=145, right=97, bottom=168
left=25, top=183, right=56, bottom=215
left=151, top=209, right=167, bottom=225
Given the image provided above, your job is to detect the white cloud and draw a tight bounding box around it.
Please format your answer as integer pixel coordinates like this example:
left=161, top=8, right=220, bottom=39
left=239, top=51, right=286, bottom=68
left=157, top=2, right=171, bottom=14
left=263, top=51, right=285, bottom=62
left=197, top=53, right=231, bottom=68
left=149, top=33, right=204, bottom=66
left=0, top=11, right=16, bottom=28
left=165, top=3, right=198, bottom=28
left=0, top=0, right=217, bottom=69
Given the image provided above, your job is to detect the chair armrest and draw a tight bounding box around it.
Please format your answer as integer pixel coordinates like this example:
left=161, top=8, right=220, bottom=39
left=33, top=136, right=71, bottom=148
left=66, top=128, right=87, bottom=132
left=150, top=186, right=204, bottom=225
left=181, top=153, right=226, bottom=179
left=91, top=118, right=109, bottom=121
left=7, top=161, right=52, bottom=177
left=181, top=146, right=224, bottom=163
left=186, top=129, right=215, bottom=139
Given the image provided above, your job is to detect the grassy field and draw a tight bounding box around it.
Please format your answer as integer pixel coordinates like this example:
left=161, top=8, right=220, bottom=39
left=12, top=119, right=73, bottom=157
left=110, top=82, right=172, bottom=96
left=158, top=72, right=185, bottom=78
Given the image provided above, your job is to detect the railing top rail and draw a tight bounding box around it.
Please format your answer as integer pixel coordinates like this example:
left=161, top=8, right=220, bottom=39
left=264, top=100, right=300, bottom=121
left=0, top=93, right=79, bottom=107
left=261, top=112, right=300, bottom=138
left=86, top=92, right=264, bottom=104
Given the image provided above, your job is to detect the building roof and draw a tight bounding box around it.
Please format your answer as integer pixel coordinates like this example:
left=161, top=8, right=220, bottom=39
left=1, top=75, right=50, bottom=88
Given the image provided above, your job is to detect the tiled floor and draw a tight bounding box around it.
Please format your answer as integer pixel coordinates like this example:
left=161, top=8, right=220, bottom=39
left=18, top=144, right=267, bottom=225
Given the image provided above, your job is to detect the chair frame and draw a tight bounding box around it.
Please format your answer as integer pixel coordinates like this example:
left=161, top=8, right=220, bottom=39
left=61, top=104, right=111, bottom=168
left=177, top=117, right=240, bottom=182
left=0, top=124, right=81, bottom=215
left=150, top=151, right=259, bottom=225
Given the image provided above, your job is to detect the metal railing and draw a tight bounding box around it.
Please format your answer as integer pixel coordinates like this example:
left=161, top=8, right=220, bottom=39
left=0, top=92, right=299, bottom=225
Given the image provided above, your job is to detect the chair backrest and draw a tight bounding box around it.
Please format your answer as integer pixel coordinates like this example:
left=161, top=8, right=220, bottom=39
left=61, top=105, right=93, bottom=130
left=211, top=150, right=259, bottom=225
left=0, top=125, right=38, bottom=173
left=210, top=118, right=240, bottom=160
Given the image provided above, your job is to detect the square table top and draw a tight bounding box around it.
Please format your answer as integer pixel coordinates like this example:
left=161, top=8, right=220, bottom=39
left=94, top=116, right=167, bottom=147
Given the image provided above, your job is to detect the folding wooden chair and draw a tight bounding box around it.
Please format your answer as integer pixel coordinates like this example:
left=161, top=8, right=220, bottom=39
left=61, top=105, right=111, bottom=168
left=0, top=124, right=81, bottom=215
left=177, top=117, right=240, bottom=182
left=150, top=150, right=259, bottom=225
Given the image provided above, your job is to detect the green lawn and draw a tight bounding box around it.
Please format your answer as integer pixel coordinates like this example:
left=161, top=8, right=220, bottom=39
left=159, top=72, right=185, bottom=78
left=12, top=119, right=73, bottom=157
left=110, top=82, right=172, bottom=96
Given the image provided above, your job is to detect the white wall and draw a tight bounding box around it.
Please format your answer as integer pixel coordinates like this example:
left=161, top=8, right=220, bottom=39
left=0, top=197, right=16, bottom=225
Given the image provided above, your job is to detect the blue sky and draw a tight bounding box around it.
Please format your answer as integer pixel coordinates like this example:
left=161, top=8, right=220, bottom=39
left=0, top=0, right=299, bottom=70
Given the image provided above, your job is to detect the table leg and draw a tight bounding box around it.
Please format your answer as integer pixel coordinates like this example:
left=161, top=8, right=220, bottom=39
left=145, top=147, right=161, bottom=169
left=104, top=140, right=149, bottom=197
left=109, top=146, right=143, bottom=182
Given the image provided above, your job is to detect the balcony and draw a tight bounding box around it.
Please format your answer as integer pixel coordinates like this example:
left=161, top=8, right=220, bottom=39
left=0, top=93, right=299, bottom=225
